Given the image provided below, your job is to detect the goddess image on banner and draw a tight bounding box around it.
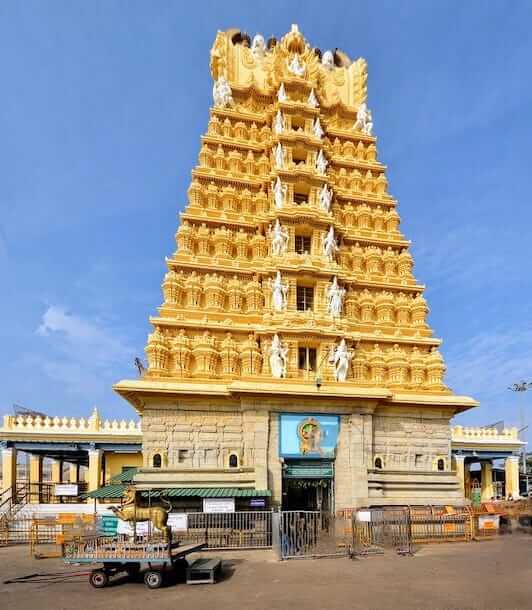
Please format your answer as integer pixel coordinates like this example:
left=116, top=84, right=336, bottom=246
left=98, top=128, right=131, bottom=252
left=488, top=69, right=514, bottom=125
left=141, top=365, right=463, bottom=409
left=279, top=414, right=340, bottom=458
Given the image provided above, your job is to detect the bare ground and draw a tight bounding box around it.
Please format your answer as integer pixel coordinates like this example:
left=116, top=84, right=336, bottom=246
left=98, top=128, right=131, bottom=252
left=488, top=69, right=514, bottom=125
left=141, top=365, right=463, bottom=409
left=1, top=534, right=531, bottom=610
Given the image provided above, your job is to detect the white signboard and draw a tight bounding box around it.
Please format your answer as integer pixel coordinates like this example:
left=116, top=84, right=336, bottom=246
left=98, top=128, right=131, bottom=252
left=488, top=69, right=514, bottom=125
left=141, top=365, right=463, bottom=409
left=356, top=510, right=372, bottom=523
left=116, top=519, right=134, bottom=536
left=478, top=515, right=500, bottom=530
left=203, top=497, right=235, bottom=514
left=54, top=484, right=78, bottom=496
left=167, top=512, right=188, bottom=531
left=116, top=520, right=153, bottom=536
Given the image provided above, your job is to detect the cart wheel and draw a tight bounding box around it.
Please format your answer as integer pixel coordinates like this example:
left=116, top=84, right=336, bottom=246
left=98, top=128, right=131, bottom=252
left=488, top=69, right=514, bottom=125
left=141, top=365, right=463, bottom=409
left=144, top=570, right=163, bottom=589
left=89, top=569, right=109, bottom=588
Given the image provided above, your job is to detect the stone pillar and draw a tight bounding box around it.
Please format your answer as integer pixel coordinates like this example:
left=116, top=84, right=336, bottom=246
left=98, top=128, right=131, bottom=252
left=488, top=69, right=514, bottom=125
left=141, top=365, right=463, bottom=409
left=1, top=446, right=17, bottom=493
left=480, top=461, right=493, bottom=501
left=243, top=409, right=269, bottom=491
left=69, top=463, right=79, bottom=484
left=454, top=455, right=466, bottom=497
left=267, top=413, right=283, bottom=508
left=51, top=459, right=63, bottom=483
left=464, top=461, right=471, bottom=499
left=335, top=412, right=370, bottom=511
left=505, top=455, right=520, bottom=499
left=87, top=449, right=102, bottom=498
left=28, top=454, right=42, bottom=503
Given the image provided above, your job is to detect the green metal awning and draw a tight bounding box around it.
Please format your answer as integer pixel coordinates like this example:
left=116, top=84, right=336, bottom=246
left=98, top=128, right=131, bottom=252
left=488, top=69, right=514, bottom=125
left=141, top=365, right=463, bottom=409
left=87, top=484, right=127, bottom=498
left=87, top=485, right=271, bottom=499
left=283, top=463, right=334, bottom=479
left=146, top=488, right=271, bottom=498
left=110, top=468, right=138, bottom=483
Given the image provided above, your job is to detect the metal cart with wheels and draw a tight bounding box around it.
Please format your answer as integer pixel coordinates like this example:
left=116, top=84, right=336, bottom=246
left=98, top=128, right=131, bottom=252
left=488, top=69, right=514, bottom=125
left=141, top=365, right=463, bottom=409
left=63, top=535, right=204, bottom=589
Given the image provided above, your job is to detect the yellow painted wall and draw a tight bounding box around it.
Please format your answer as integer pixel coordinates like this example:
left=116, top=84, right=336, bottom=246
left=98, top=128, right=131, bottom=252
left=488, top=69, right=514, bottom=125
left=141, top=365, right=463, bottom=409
left=104, top=452, right=143, bottom=484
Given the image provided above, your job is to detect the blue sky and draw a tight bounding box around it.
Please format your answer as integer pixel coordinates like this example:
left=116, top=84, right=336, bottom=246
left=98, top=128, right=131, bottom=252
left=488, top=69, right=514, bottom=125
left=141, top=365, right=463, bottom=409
left=1, top=1, right=532, bottom=436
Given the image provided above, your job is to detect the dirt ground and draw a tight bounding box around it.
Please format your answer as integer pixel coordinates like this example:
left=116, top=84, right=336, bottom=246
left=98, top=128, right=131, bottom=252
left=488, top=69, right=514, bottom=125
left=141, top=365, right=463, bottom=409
left=1, top=535, right=531, bottom=610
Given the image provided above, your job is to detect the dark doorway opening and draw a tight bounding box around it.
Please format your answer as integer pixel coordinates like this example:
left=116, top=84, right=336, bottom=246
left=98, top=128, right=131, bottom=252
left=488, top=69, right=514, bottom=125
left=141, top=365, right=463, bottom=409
left=282, top=477, right=333, bottom=511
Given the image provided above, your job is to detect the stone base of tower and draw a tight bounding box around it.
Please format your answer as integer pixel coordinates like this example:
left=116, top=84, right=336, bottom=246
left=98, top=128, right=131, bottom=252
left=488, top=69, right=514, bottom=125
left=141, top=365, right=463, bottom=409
left=117, top=381, right=476, bottom=511
left=366, top=471, right=467, bottom=506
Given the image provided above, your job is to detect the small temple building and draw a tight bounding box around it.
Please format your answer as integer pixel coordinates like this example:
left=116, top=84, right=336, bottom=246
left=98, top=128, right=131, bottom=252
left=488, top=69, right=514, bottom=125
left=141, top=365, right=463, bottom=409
left=112, top=25, right=480, bottom=511
left=1, top=26, right=523, bottom=516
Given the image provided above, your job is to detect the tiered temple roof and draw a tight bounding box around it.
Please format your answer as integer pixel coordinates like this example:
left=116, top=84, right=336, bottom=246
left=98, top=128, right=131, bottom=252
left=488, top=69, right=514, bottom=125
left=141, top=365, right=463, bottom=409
left=115, top=25, right=477, bottom=414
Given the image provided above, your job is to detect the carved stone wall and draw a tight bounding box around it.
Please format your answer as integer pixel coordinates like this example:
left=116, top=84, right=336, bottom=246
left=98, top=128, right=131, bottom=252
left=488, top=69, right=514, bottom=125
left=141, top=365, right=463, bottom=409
left=142, top=405, right=245, bottom=469
left=372, top=409, right=451, bottom=472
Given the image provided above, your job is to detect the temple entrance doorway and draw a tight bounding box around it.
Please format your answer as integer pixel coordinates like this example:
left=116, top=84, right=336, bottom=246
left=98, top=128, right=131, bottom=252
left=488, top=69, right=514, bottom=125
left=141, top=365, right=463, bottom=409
left=281, top=460, right=334, bottom=511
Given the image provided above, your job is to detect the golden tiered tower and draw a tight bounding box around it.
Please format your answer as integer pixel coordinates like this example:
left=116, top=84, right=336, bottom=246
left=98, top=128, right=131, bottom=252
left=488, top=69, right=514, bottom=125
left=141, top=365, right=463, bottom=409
left=115, top=26, right=477, bottom=510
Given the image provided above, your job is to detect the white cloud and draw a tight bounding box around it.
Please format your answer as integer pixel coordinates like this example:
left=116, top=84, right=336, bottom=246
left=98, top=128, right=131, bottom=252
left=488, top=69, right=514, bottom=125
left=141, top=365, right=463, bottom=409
left=37, top=305, right=133, bottom=366
left=36, top=305, right=135, bottom=394
left=415, top=226, right=491, bottom=286
left=445, top=325, right=532, bottom=404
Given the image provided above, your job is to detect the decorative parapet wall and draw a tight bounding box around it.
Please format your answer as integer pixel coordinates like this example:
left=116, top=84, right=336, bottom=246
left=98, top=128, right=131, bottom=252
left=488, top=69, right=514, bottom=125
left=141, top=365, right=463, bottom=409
left=1, top=408, right=142, bottom=440
left=451, top=425, right=523, bottom=445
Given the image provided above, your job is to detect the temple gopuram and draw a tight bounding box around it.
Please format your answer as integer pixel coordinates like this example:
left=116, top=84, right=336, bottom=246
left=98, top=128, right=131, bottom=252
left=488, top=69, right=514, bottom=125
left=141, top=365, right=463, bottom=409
left=113, top=25, right=480, bottom=511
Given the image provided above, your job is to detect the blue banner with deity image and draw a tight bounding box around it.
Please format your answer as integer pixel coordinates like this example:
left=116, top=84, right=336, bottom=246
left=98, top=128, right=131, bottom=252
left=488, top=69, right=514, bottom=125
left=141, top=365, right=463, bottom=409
left=279, top=413, right=340, bottom=458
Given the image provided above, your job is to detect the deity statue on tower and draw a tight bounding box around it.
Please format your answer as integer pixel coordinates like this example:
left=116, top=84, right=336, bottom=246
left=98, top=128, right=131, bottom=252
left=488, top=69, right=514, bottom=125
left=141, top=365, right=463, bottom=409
left=322, top=226, right=339, bottom=261
left=212, top=76, right=233, bottom=108
left=269, top=219, right=289, bottom=256
left=318, top=183, right=333, bottom=212
left=353, top=102, right=373, bottom=135
left=331, top=339, right=353, bottom=382
left=269, top=334, right=288, bottom=378
left=316, top=150, right=328, bottom=175
left=327, top=276, right=346, bottom=317
left=322, top=50, right=334, bottom=70
left=272, top=177, right=287, bottom=209
left=308, top=88, right=319, bottom=108
left=251, top=34, right=266, bottom=59
left=270, top=271, right=288, bottom=311
left=273, top=110, right=285, bottom=135
left=313, top=117, right=324, bottom=139
left=288, top=53, right=305, bottom=77
left=274, top=143, right=285, bottom=169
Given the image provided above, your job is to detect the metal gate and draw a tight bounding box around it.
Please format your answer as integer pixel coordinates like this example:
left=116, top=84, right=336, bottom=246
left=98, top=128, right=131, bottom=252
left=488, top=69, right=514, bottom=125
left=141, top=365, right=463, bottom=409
left=279, top=511, right=350, bottom=559
left=352, top=508, right=411, bottom=556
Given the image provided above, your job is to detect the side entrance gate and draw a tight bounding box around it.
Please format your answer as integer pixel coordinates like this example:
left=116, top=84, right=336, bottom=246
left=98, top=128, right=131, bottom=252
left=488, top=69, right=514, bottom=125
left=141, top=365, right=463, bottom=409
left=277, top=511, right=351, bottom=559
left=275, top=508, right=412, bottom=559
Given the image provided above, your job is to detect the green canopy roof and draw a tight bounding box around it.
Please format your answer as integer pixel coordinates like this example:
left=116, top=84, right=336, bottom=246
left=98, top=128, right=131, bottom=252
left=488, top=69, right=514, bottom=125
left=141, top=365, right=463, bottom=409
left=110, top=468, right=138, bottom=483
left=87, top=484, right=127, bottom=498
left=146, top=488, right=271, bottom=498
left=87, top=485, right=271, bottom=499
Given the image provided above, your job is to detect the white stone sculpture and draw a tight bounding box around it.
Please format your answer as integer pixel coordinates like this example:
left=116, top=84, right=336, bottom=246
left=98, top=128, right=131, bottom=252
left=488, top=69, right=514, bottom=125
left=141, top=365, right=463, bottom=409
left=313, top=117, right=324, bottom=139
left=322, top=50, right=334, bottom=70
left=288, top=53, right=305, bottom=77
left=316, top=150, right=328, bottom=175
left=278, top=83, right=287, bottom=102
left=273, top=110, right=285, bottom=135
left=269, top=219, right=289, bottom=256
left=274, top=143, right=285, bottom=169
left=327, top=276, right=346, bottom=317
left=212, top=76, right=233, bottom=108
left=318, top=183, right=333, bottom=212
left=251, top=34, right=266, bottom=59
left=322, top=225, right=338, bottom=261
left=272, top=177, right=287, bottom=209
left=331, top=339, right=353, bottom=382
left=270, top=271, right=288, bottom=311
left=269, top=333, right=288, bottom=378
left=353, top=102, right=373, bottom=135
left=308, top=88, right=319, bottom=108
